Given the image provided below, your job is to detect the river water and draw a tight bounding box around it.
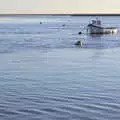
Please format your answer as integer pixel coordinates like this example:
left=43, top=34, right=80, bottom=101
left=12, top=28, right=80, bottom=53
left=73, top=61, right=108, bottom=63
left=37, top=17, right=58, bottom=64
left=0, top=15, right=120, bottom=120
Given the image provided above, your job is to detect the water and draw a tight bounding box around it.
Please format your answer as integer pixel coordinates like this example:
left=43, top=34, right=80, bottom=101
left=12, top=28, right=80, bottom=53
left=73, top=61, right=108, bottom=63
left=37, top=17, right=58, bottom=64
left=0, top=15, right=120, bottom=120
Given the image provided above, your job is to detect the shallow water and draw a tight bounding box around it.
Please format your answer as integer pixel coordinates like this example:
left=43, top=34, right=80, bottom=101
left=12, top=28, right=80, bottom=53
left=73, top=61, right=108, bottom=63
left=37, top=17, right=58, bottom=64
left=0, top=15, right=120, bottom=120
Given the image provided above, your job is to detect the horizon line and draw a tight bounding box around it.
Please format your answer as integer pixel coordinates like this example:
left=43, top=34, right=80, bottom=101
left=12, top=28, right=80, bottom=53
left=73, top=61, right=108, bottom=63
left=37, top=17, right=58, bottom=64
left=1, top=13, right=120, bottom=16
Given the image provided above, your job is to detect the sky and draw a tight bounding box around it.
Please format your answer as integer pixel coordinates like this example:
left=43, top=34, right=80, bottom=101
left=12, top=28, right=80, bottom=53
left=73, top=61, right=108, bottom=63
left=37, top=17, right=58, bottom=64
left=0, top=0, right=120, bottom=14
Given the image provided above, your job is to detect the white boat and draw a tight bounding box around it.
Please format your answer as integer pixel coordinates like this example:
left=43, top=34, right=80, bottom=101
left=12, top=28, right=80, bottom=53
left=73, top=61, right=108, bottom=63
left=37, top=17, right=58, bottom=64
left=87, top=19, right=117, bottom=34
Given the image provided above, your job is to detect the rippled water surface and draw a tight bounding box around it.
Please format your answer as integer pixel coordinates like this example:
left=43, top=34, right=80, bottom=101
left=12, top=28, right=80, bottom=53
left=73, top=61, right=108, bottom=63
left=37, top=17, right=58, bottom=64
left=0, top=15, right=120, bottom=120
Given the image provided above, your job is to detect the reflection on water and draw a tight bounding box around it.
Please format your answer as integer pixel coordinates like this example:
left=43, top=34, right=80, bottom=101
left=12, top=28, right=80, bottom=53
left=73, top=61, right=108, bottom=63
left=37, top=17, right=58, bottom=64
left=0, top=15, right=120, bottom=120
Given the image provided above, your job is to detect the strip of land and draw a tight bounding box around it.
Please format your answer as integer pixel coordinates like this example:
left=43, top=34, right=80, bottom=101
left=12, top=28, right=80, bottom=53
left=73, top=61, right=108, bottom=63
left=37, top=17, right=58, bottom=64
left=0, top=13, right=120, bottom=16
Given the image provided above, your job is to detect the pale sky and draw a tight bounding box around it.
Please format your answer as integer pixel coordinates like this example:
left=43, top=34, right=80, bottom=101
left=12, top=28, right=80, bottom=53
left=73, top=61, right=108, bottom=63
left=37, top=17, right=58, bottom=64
left=0, top=0, right=120, bottom=14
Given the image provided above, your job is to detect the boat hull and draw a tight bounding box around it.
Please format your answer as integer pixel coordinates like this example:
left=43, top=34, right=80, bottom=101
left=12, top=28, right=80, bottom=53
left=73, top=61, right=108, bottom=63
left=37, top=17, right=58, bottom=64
left=87, top=24, right=117, bottom=34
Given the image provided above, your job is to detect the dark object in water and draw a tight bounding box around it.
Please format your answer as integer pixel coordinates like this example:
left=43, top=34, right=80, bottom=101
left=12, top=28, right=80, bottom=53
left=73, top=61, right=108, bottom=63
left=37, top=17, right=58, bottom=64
left=40, top=22, right=42, bottom=24
left=62, top=24, right=65, bottom=27
left=78, top=32, right=82, bottom=35
left=75, top=41, right=83, bottom=46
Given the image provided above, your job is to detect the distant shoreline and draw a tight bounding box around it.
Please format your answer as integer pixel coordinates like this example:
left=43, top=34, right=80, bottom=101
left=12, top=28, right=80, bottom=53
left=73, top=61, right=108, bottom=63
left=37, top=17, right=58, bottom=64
left=0, top=14, right=120, bottom=16
left=71, top=14, right=120, bottom=16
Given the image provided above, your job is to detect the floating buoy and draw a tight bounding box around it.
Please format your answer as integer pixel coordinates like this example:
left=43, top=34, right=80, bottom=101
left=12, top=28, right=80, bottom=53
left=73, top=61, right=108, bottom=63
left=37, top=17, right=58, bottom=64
left=62, top=24, right=65, bottom=27
left=75, top=41, right=83, bottom=46
left=78, top=32, right=82, bottom=35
